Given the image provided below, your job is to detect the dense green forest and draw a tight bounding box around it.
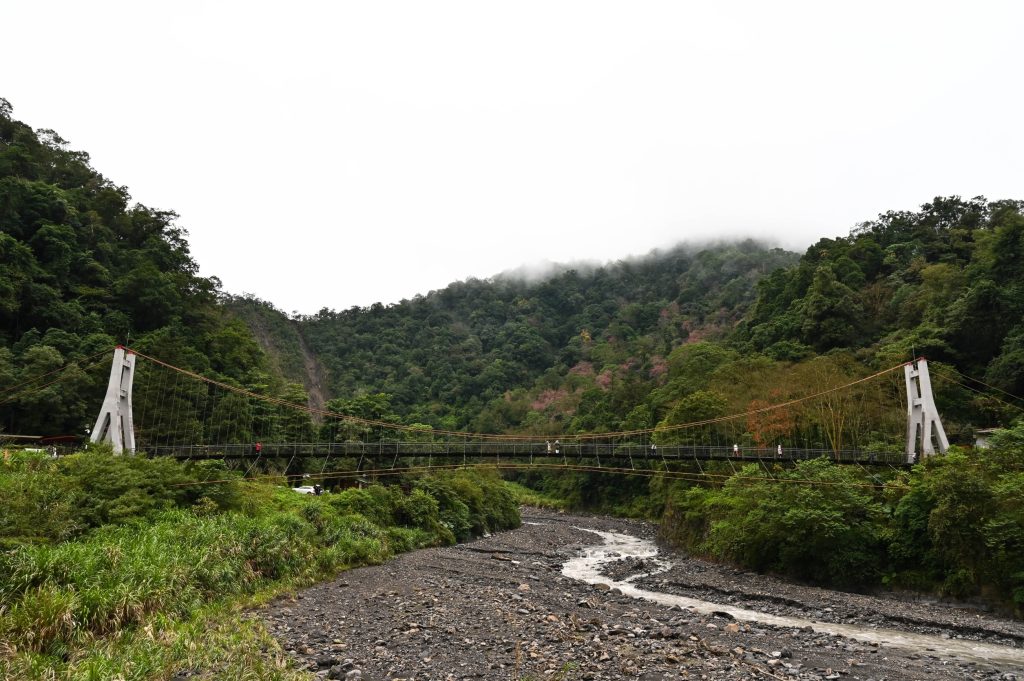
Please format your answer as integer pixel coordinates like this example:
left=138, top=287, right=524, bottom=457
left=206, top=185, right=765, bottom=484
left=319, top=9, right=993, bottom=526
left=5, top=95, right=1023, bottom=444
left=291, top=196, right=1024, bottom=449
left=299, top=241, right=798, bottom=434
left=0, top=99, right=301, bottom=438
left=741, top=196, right=1024, bottom=387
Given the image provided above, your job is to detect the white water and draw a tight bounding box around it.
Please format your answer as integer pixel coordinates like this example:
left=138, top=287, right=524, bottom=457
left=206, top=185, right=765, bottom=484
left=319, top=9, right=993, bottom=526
left=562, top=528, right=1024, bottom=671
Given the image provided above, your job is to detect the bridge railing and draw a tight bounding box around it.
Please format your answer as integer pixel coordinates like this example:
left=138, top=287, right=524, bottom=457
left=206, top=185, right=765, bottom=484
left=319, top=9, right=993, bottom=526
left=135, top=440, right=907, bottom=466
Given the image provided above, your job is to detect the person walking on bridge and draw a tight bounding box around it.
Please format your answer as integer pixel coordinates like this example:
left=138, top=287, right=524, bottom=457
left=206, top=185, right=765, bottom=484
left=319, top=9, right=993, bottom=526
left=733, top=443, right=739, bottom=457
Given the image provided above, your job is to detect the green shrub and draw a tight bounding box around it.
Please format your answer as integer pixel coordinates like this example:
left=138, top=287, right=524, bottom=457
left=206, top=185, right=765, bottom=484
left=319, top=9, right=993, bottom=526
left=395, top=488, right=441, bottom=531
left=415, top=468, right=520, bottom=540
left=0, top=451, right=243, bottom=545
left=941, top=568, right=977, bottom=599
left=660, top=459, right=886, bottom=587
left=327, top=486, right=399, bottom=526
left=503, top=481, right=568, bottom=510
left=414, top=478, right=473, bottom=541
left=0, top=464, right=525, bottom=667
left=884, top=440, right=1024, bottom=609
left=326, top=513, right=390, bottom=565
left=387, top=526, right=436, bottom=553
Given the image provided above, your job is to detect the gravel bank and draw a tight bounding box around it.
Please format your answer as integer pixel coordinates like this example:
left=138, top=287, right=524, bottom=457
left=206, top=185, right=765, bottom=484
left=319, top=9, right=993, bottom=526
left=260, top=509, right=1023, bottom=680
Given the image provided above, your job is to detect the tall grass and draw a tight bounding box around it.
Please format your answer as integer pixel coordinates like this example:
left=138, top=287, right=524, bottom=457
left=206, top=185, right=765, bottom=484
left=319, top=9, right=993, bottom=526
left=0, top=455, right=520, bottom=678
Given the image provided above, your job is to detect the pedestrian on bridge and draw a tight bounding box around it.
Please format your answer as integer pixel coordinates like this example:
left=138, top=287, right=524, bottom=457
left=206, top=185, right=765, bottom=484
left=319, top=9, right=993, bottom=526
left=554, top=439, right=560, bottom=455
left=254, top=441, right=262, bottom=456
left=777, top=444, right=783, bottom=458
left=733, top=443, right=739, bottom=457
left=546, top=440, right=552, bottom=453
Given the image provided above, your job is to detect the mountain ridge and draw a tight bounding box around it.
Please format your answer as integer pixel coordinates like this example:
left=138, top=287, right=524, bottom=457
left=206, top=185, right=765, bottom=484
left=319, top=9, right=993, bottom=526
left=3, top=98, right=1023, bottom=444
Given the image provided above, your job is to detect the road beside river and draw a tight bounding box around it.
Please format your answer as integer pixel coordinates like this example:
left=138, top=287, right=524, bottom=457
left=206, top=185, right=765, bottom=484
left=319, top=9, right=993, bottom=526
left=261, top=509, right=1023, bottom=680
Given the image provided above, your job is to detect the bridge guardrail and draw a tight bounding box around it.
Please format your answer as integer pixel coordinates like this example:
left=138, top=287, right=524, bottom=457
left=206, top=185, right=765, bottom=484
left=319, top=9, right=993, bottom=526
left=135, top=441, right=907, bottom=466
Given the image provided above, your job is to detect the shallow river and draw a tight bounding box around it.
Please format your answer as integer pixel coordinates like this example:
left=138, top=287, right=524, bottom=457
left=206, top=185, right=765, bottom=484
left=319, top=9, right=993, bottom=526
left=561, top=527, right=1024, bottom=671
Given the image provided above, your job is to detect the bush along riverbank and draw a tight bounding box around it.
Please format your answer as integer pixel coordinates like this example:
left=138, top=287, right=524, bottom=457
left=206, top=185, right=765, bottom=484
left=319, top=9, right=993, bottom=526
left=513, top=423, right=1024, bottom=617
left=0, top=450, right=519, bottom=679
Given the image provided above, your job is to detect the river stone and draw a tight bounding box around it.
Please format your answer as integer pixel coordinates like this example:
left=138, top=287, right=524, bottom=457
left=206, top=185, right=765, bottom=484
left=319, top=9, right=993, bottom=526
left=261, top=509, right=1024, bottom=681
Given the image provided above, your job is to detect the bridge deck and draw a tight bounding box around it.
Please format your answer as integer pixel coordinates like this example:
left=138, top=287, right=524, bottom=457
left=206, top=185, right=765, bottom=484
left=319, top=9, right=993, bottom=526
left=138, top=442, right=909, bottom=466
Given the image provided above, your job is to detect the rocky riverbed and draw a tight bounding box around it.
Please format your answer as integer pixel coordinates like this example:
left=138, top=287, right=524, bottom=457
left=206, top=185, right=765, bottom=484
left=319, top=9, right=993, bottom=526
left=260, top=509, right=1023, bottom=680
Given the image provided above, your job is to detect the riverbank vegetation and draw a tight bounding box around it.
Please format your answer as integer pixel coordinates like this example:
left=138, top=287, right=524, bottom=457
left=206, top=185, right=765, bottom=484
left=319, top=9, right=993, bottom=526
left=513, top=422, right=1024, bottom=615
left=0, top=450, right=518, bottom=679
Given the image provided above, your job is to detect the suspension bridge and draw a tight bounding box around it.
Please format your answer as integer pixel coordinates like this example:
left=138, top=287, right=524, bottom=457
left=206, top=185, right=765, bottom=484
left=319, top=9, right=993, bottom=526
left=0, top=345, right=966, bottom=475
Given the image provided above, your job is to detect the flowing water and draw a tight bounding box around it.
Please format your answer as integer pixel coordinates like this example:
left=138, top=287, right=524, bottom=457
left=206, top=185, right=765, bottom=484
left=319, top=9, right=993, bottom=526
left=562, top=528, right=1024, bottom=671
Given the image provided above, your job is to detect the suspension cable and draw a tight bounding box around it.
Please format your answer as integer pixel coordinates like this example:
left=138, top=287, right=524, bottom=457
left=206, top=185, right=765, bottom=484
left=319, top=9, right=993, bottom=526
left=128, top=347, right=911, bottom=442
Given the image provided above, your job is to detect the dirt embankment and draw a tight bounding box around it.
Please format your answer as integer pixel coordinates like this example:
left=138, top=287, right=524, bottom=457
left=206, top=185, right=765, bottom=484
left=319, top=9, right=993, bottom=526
left=295, top=328, right=327, bottom=415
left=243, top=310, right=328, bottom=416
left=260, top=510, right=1023, bottom=681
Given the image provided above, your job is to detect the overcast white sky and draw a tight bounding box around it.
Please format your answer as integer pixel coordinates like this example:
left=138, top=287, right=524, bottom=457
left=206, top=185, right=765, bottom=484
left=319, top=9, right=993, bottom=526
left=3, top=1, right=1022, bottom=313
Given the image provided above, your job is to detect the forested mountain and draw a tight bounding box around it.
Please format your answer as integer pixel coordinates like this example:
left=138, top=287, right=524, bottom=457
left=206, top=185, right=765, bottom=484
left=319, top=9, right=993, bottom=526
left=0, top=99, right=274, bottom=435
left=298, top=242, right=798, bottom=432
left=3, top=97, right=1023, bottom=445
left=739, top=196, right=1024, bottom=393
left=289, top=196, right=1024, bottom=443
left=0, top=98, right=796, bottom=439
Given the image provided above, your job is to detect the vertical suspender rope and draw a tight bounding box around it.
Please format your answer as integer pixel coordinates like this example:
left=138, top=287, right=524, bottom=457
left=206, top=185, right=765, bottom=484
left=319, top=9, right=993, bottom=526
left=136, top=359, right=153, bottom=453
left=196, top=376, right=212, bottom=456
left=390, top=425, right=399, bottom=470
left=245, top=383, right=258, bottom=457
left=181, top=378, right=199, bottom=464
left=152, top=365, right=173, bottom=454
left=319, top=441, right=333, bottom=478
left=166, top=370, right=183, bottom=452
left=205, top=382, right=219, bottom=455
left=243, top=435, right=264, bottom=478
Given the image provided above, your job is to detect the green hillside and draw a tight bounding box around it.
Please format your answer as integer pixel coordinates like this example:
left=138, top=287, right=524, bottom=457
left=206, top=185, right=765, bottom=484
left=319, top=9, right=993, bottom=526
left=741, top=196, right=1024, bottom=380
left=0, top=99, right=289, bottom=437
left=298, top=241, right=798, bottom=432
left=3, top=97, right=1023, bottom=446
left=285, top=196, right=1024, bottom=446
